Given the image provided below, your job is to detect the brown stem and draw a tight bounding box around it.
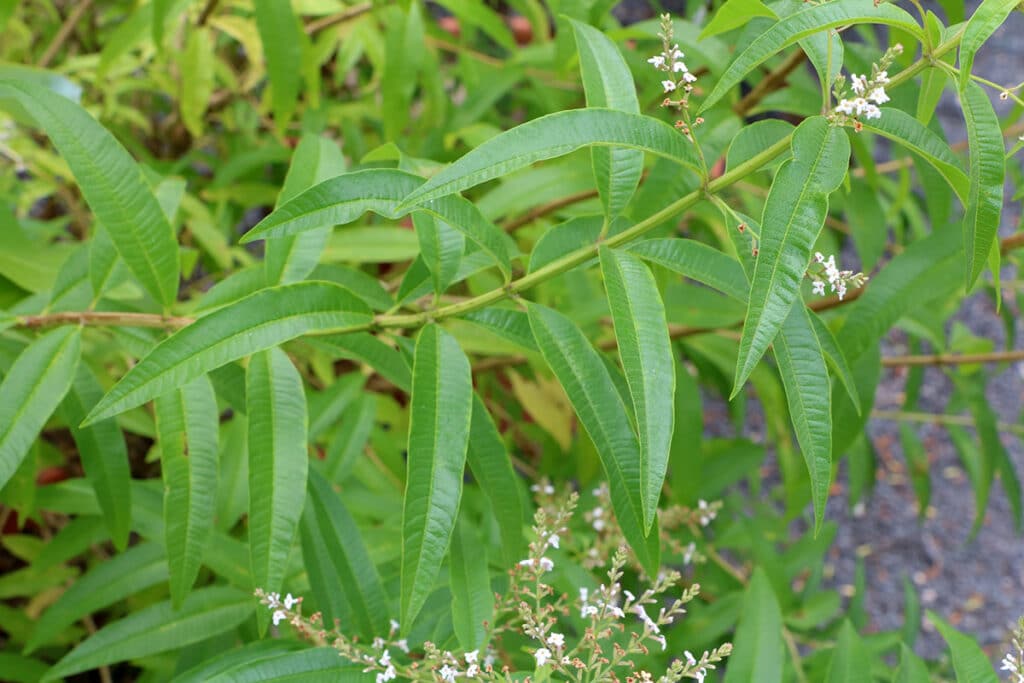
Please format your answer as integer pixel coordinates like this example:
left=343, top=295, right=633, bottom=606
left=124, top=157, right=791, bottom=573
left=502, top=189, right=599, bottom=232
left=881, top=348, right=1024, bottom=367
left=17, top=311, right=193, bottom=330
left=37, top=0, right=95, bottom=68
left=871, top=409, right=1024, bottom=436
left=197, top=0, right=220, bottom=26
left=304, top=1, right=374, bottom=35
left=733, top=48, right=808, bottom=117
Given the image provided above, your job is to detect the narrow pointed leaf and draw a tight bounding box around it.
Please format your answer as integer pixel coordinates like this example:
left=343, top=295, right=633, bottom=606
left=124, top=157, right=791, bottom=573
left=775, top=303, right=833, bottom=533
left=826, top=621, right=870, bottom=683
left=254, top=0, right=302, bottom=133
left=569, top=19, right=643, bottom=219
left=960, top=81, right=1005, bottom=288
left=807, top=311, right=860, bottom=410
left=42, top=586, right=253, bottom=681
left=628, top=237, right=750, bottom=302
left=61, top=366, right=132, bottom=550
left=84, top=281, right=371, bottom=424
left=27, top=543, right=167, bottom=653
left=699, top=0, right=921, bottom=113
left=723, top=568, right=784, bottom=683
left=247, top=348, right=309, bottom=634
left=600, top=247, right=674, bottom=528
left=959, top=0, right=1020, bottom=90
left=860, top=108, right=969, bottom=203
left=467, top=394, right=526, bottom=568
left=399, top=109, right=703, bottom=208
left=266, top=134, right=347, bottom=285
left=401, top=325, right=472, bottom=629
left=734, top=116, right=849, bottom=395
left=244, top=169, right=510, bottom=279
left=930, top=612, right=1000, bottom=683
left=300, top=469, right=389, bottom=638
left=894, top=644, right=931, bottom=683
left=0, top=327, right=81, bottom=490
left=415, top=212, right=464, bottom=295
left=155, top=375, right=219, bottom=608
left=450, top=516, right=493, bottom=650
left=180, top=26, right=215, bottom=138
left=0, top=81, right=179, bottom=306
left=527, top=303, right=660, bottom=575
left=207, top=650, right=373, bottom=682
left=311, top=332, right=412, bottom=393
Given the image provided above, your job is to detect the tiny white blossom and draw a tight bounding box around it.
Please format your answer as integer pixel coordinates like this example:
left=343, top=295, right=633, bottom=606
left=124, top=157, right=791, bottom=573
left=683, top=541, right=696, bottom=564
left=465, top=650, right=478, bottom=665
left=1002, top=655, right=1018, bottom=672
left=465, top=664, right=479, bottom=677
left=266, top=592, right=282, bottom=609
left=396, top=639, right=409, bottom=653
left=672, top=60, right=689, bottom=73
left=835, top=99, right=856, bottom=115
left=548, top=632, right=565, bottom=648
left=272, top=609, right=287, bottom=626
left=648, top=55, right=666, bottom=68
left=373, top=637, right=386, bottom=650
left=379, top=651, right=391, bottom=667
left=851, top=74, right=869, bottom=95
left=670, top=46, right=684, bottom=60
left=546, top=532, right=560, bottom=549
left=624, top=590, right=636, bottom=603
left=682, top=71, right=698, bottom=83
left=439, top=664, right=459, bottom=683
left=867, top=87, right=889, bottom=104
left=283, top=593, right=298, bottom=609
left=812, top=280, right=826, bottom=296
left=662, top=80, right=677, bottom=92
left=581, top=604, right=599, bottom=618
left=539, top=557, right=554, bottom=571
left=535, top=648, right=552, bottom=666
left=875, top=70, right=890, bottom=85
left=655, top=634, right=667, bottom=650
left=376, top=666, right=396, bottom=683
left=389, top=619, right=400, bottom=633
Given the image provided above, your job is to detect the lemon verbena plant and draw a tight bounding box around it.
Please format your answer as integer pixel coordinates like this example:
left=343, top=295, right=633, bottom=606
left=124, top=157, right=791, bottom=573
left=0, top=0, right=1023, bottom=681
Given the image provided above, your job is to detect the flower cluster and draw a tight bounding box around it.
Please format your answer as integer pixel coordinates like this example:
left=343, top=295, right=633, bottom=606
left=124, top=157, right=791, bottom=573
left=811, top=252, right=869, bottom=301
left=830, top=44, right=903, bottom=129
left=648, top=13, right=702, bottom=140
left=1002, top=617, right=1024, bottom=683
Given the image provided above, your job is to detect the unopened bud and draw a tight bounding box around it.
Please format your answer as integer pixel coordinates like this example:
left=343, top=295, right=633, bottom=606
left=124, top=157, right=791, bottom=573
left=1001, top=91, right=1010, bottom=100
left=737, top=223, right=745, bottom=232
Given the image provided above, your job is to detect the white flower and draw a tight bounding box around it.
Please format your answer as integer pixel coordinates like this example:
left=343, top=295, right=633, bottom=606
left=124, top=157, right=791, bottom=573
left=539, top=557, right=554, bottom=571
left=535, top=648, right=552, bottom=666
left=875, top=70, right=890, bottom=85
left=670, top=45, right=684, bottom=60
left=662, top=80, right=677, bottom=92
left=548, top=632, right=565, bottom=648
left=624, top=590, right=636, bottom=603
left=396, top=639, right=409, bottom=653
left=389, top=619, right=400, bottom=633
left=835, top=99, right=856, bottom=115
left=376, top=666, right=397, bottom=683
left=483, top=651, right=496, bottom=669
left=283, top=593, right=298, bottom=609
left=272, top=609, right=287, bottom=626
left=580, top=587, right=589, bottom=602
left=851, top=74, right=869, bottom=95
left=1002, top=655, right=1018, bottom=672
left=867, top=87, right=889, bottom=104
left=581, top=604, right=599, bottom=618
left=654, top=634, right=667, bottom=650
left=465, top=664, right=479, bottom=677
left=546, top=532, right=560, bottom=549
left=672, top=60, right=689, bottom=73
left=682, top=71, right=698, bottom=83
left=683, top=542, right=696, bottom=564
left=465, top=650, right=478, bottom=665
left=530, top=483, right=555, bottom=494
left=379, top=651, right=391, bottom=667
left=266, top=592, right=282, bottom=608
left=812, top=280, right=826, bottom=296
left=439, top=664, right=459, bottom=682
left=373, top=637, right=386, bottom=650
left=697, top=499, right=716, bottom=526
left=648, top=55, right=666, bottom=68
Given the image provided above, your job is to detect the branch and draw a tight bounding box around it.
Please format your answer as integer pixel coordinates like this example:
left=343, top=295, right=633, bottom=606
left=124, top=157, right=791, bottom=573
left=881, top=348, right=1024, bottom=367
left=17, top=311, right=193, bottom=330
left=733, top=48, right=808, bottom=117
left=871, top=409, right=1024, bottom=436
left=304, top=2, right=374, bottom=35
left=37, top=0, right=94, bottom=68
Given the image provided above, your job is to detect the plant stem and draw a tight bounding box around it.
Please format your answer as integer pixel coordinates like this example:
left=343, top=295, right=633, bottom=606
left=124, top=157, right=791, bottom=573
left=16, top=311, right=193, bottom=330
left=871, top=409, right=1024, bottom=436
left=304, top=2, right=374, bottom=35
left=37, top=0, right=94, bottom=68
left=881, top=349, right=1024, bottom=366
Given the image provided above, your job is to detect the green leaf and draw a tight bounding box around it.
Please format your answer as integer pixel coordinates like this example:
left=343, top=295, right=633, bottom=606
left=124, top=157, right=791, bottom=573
left=600, top=247, right=674, bottom=529
left=860, top=108, right=969, bottom=203
left=723, top=568, right=784, bottom=683
left=60, top=365, right=132, bottom=550
left=399, top=109, right=704, bottom=208
left=300, top=469, right=389, bottom=638
left=826, top=621, right=870, bottom=683
left=627, top=238, right=750, bottom=302
left=467, top=393, right=527, bottom=568
left=415, top=212, right=465, bottom=295
left=84, top=281, right=371, bottom=424
left=311, top=333, right=412, bottom=393
left=806, top=311, right=860, bottom=410
left=42, top=586, right=253, bottom=681
left=180, top=26, right=216, bottom=138
left=901, top=576, right=921, bottom=647
left=700, top=0, right=776, bottom=39
left=733, top=116, right=849, bottom=396
left=775, top=304, right=833, bottom=533
left=569, top=19, right=643, bottom=219
left=401, top=325, right=472, bottom=629
left=450, top=515, right=493, bottom=650
left=959, top=0, right=1020, bottom=90
left=526, top=303, right=660, bottom=575
left=245, top=169, right=511, bottom=280
left=207, top=649, right=374, bottom=682
left=266, top=134, right=347, bottom=285
left=172, top=641, right=306, bottom=683
left=155, top=375, right=219, bottom=608
left=960, top=81, right=1005, bottom=288
left=0, top=654, right=47, bottom=683
left=253, top=0, right=302, bottom=134
left=699, top=0, right=921, bottom=113
left=247, top=348, right=309, bottom=634
left=0, top=327, right=81, bottom=490
left=0, top=81, right=180, bottom=307
left=27, top=542, right=167, bottom=653
left=726, top=119, right=794, bottom=173
left=930, top=612, right=1000, bottom=683
left=322, top=394, right=377, bottom=483
left=894, top=643, right=931, bottom=683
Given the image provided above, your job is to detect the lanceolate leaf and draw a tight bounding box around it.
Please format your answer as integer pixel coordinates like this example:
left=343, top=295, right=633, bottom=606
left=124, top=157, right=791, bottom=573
left=958, top=0, right=1020, bottom=90
left=569, top=19, right=643, bottom=219
left=599, top=247, right=674, bottom=528
left=401, top=325, right=473, bottom=629
left=930, top=612, right=1000, bottom=683
left=42, top=586, right=254, bottom=681
left=699, top=0, right=922, bottom=113
left=467, top=393, right=526, bottom=568
left=300, top=469, right=389, bottom=638
left=247, top=348, right=309, bottom=634
left=206, top=649, right=373, bottom=682
left=399, top=109, right=704, bottom=208
left=807, top=311, right=860, bottom=410
left=526, top=303, right=660, bottom=575
left=723, top=568, right=784, bottom=683
left=860, top=108, right=969, bottom=203
left=27, top=543, right=167, bottom=654
left=180, top=26, right=215, bottom=138
left=826, top=621, right=870, bottom=683
left=628, top=238, right=750, bottom=302
left=775, top=304, right=833, bottom=533
left=0, top=327, right=81, bottom=490
left=894, top=644, right=931, bottom=683
left=253, top=0, right=302, bottom=133
left=84, top=282, right=372, bottom=424
left=61, top=365, right=132, bottom=550
left=266, top=134, right=347, bottom=285
left=155, top=375, right=219, bottom=608
left=311, top=332, right=412, bottom=393
left=960, top=81, right=1005, bottom=288
left=0, top=80, right=180, bottom=307
left=450, top=516, right=493, bottom=651
left=415, top=212, right=465, bottom=295
left=733, top=116, right=849, bottom=396
left=244, top=169, right=511, bottom=279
